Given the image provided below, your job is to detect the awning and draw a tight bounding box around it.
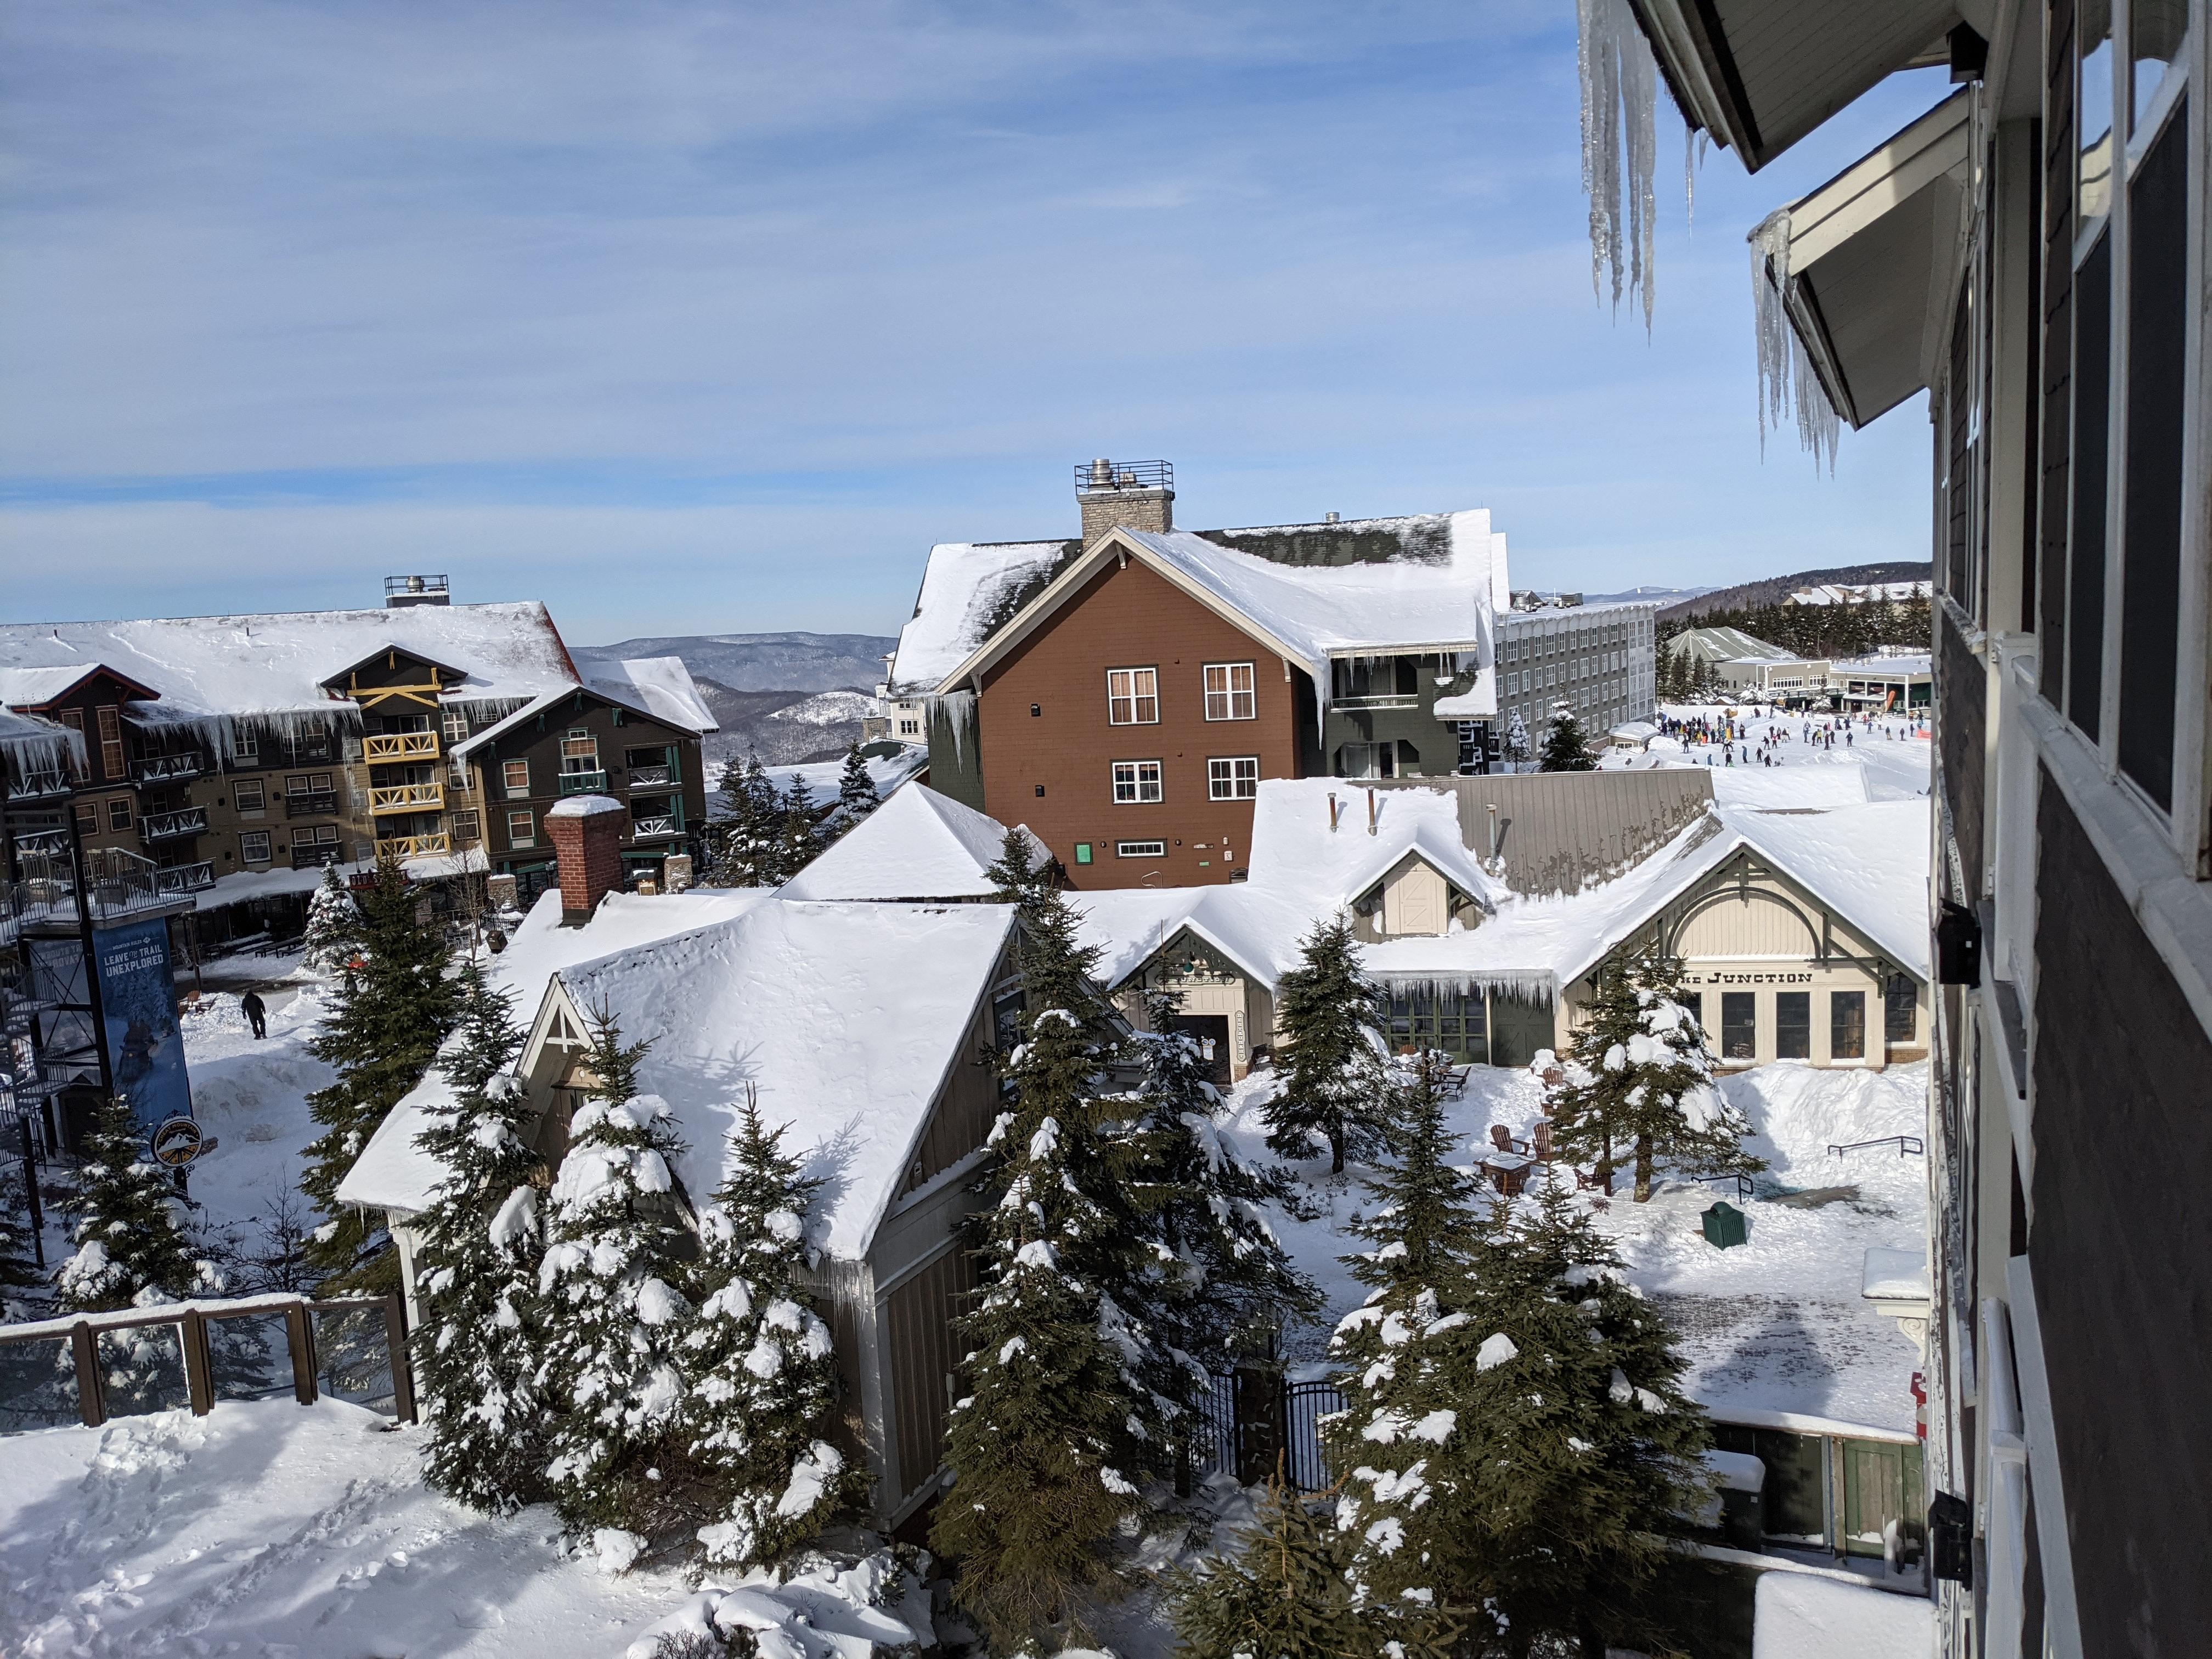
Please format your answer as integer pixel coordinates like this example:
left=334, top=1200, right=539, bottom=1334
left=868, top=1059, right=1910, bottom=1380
left=1628, top=0, right=1962, bottom=171
left=1758, top=89, right=1971, bottom=428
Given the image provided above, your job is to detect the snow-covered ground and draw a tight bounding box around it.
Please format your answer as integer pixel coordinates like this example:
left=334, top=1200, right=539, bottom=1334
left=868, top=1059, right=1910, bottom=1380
left=176, top=983, right=334, bottom=1237
left=0, top=1398, right=923, bottom=1659
left=766, top=690, right=884, bottom=727
left=1601, top=702, right=1933, bottom=805
left=1221, top=1058, right=1929, bottom=1435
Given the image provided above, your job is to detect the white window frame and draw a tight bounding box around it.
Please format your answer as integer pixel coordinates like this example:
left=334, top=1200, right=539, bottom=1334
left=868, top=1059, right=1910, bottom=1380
left=503, top=759, right=531, bottom=798
left=1111, top=759, right=1164, bottom=803
left=1107, top=667, right=1159, bottom=725
left=1116, top=839, right=1167, bottom=857
left=1203, top=661, right=1256, bottom=720
left=1207, top=755, right=1260, bottom=800
left=239, top=830, right=271, bottom=865
left=507, top=809, right=536, bottom=848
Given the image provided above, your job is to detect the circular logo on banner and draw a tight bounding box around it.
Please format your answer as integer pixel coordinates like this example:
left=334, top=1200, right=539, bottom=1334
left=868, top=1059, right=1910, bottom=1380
left=149, top=1116, right=205, bottom=1167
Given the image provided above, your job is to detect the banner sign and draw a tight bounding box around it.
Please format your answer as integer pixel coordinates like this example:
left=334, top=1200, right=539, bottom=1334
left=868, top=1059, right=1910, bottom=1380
left=93, top=917, right=191, bottom=1130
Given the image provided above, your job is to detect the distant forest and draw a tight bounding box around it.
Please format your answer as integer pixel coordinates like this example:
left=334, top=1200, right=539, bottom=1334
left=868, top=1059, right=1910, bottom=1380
left=1655, top=593, right=1932, bottom=701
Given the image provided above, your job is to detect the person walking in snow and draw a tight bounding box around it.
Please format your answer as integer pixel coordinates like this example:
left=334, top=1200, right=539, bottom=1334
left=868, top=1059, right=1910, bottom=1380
left=240, top=990, right=267, bottom=1040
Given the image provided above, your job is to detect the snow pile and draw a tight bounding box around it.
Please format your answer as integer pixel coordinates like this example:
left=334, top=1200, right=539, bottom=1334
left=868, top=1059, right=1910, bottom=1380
left=622, top=1551, right=929, bottom=1659
left=1752, top=1569, right=1933, bottom=1657
left=780, top=782, right=1043, bottom=902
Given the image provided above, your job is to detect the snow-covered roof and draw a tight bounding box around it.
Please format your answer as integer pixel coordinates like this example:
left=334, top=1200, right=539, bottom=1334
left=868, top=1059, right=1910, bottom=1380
left=1247, top=780, right=1508, bottom=913
left=892, top=510, right=1505, bottom=695
left=339, top=889, right=1015, bottom=1263
left=1668, top=626, right=1808, bottom=667
left=1788, top=580, right=1933, bottom=606
left=1829, top=652, right=1932, bottom=677
left=0, top=707, right=81, bottom=773
left=0, top=665, right=141, bottom=708
left=778, top=782, right=1043, bottom=901
left=450, top=657, right=717, bottom=759
left=0, top=603, right=580, bottom=724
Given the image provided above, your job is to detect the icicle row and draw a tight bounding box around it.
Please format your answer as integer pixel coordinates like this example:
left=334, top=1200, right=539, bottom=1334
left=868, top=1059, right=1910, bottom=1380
left=1578, top=0, right=1658, bottom=330
left=1749, top=211, right=1841, bottom=473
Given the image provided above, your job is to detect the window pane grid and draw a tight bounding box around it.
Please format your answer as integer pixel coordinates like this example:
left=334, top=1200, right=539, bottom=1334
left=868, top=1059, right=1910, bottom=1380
left=1107, top=667, right=1159, bottom=725
left=1111, top=760, right=1163, bottom=803
left=1207, top=756, right=1260, bottom=800
left=1203, top=662, right=1256, bottom=720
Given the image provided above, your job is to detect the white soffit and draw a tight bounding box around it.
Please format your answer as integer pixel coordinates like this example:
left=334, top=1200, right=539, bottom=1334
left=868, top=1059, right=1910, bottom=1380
left=1633, top=0, right=1961, bottom=171
left=1777, top=90, right=1971, bottom=427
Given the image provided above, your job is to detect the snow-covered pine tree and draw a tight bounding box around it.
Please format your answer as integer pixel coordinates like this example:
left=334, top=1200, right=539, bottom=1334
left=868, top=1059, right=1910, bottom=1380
left=300, top=866, right=363, bottom=975
left=1, top=1165, right=48, bottom=1318
left=931, top=881, right=1170, bottom=1652
left=1502, top=708, right=1533, bottom=770
left=833, top=740, right=879, bottom=827
left=776, top=774, right=821, bottom=879
left=537, top=1014, right=697, bottom=1544
left=411, top=960, right=550, bottom=1511
left=1347, top=1175, right=1714, bottom=1656
left=1132, top=982, right=1321, bottom=1374
left=681, top=1088, right=853, bottom=1568
left=706, top=754, right=783, bottom=887
left=1544, top=955, right=1762, bottom=1201
left=1165, top=1471, right=1454, bottom=1659
left=1322, top=1051, right=1497, bottom=1646
left=1262, top=915, right=1390, bottom=1175
left=300, top=854, right=458, bottom=1286
left=1539, top=703, right=1599, bottom=771
left=983, top=825, right=1053, bottom=917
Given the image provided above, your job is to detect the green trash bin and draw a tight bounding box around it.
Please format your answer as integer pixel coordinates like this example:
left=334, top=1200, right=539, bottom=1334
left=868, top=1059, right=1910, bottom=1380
left=1702, top=1200, right=1748, bottom=1249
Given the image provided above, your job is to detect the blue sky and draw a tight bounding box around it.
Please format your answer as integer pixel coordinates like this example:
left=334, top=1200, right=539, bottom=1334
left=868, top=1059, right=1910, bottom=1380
left=0, top=2, right=1953, bottom=645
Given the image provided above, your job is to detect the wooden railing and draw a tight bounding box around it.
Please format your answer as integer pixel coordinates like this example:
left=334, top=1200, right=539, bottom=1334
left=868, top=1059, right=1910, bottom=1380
left=0, top=1293, right=415, bottom=1434
left=557, top=770, right=609, bottom=795
left=368, top=782, right=443, bottom=815
left=140, top=805, right=209, bottom=841
left=363, top=731, right=439, bottom=762
left=628, top=765, right=673, bottom=788
left=131, top=752, right=204, bottom=782
left=631, top=815, right=679, bottom=839
left=374, top=833, right=449, bottom=860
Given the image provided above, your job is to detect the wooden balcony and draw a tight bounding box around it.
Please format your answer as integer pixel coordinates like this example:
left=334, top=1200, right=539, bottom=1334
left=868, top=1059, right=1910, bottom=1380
left=140, top=806, right=210, bottom=842
left=374, top=833, right=449, bottom=860
left=557, top=770, right=609, bottom=795
left=627, top=765, right=673, bottom=788
left=630, top=815, right=680, bottom=840
left=363, top=731, right=439, bottom=763
left=368, top=783, right=443, bottom=815
left=131, top=753, right=204, bottom=783
left=290, top=844, right=348, bottom=870
left=152, top=861, right=217, bottom=895
left=3, top=771, right=70, bottom=803
left=284, top=789, right=341, bottom=819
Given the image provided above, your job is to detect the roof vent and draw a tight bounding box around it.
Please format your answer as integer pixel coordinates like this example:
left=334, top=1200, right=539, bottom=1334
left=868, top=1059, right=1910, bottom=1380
left=1075, top=459, right=1174, bottom=545
left=384, top=574, right=452, bottom=609
left=1325, top=511, right=1341, bottom=523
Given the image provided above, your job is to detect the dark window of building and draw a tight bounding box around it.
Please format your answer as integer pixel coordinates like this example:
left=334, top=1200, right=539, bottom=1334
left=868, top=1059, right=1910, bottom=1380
left=97, top=707, right=125, bottom=780
left=2118, top=100, right=2187, bottom=810
left=1682, top=991, right=1703, bottom=1035
left=1885, top=974, right=1918, bottom=1043
left=1831, top=990, right=1867, bottom=1060
left=74, top=800, right=98, bottom=834
left=1720, top=992, right=1757, bottom=1061
left=106, top=796, right=132, bottom=832
left=2067, top=229, right=2111, bottom=738
left=1776, top=992, right=1812, bottom=1060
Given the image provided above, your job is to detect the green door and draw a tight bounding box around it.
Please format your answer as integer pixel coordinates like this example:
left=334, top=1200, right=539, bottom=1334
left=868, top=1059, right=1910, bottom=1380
left=1486, top=992, right=1556, bottom=1068
left=1840, top=1438, right=1925, bottom=1561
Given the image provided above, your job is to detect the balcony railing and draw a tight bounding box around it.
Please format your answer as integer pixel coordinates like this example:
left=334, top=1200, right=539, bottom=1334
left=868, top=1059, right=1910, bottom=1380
left=4, top=771, right=71, bottom=802
left=363, top=731, right=439, bottom=763
left=12, top=830, right=67, bottom=857
left=132, top=753, right=204, bottom=783
left=557, top=770, right=609, bottom=795
left=284, top=789, right=341, bottom=819
left=627, top=765, right=673, bottom=788
left=140, top=806, right=209, bottom=842
left=368, top=783, right=443, bottom=815
left=374, top=833, right=449, bottom=860
left=631, top=815, right=679, bottom=840
left=291, top=844, right=348, bottom=870
left=153, top=861, right=216, bottom=895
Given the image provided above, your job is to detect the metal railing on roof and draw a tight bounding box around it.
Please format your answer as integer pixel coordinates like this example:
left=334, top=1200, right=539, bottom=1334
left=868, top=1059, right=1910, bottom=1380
left=1075, top=458, right=1173, bottom=492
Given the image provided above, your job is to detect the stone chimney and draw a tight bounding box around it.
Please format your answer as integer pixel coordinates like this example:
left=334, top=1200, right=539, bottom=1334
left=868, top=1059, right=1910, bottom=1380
left=1076, top=458, right=1174, bottom=546
left=545, top=795, right=627, bottom=924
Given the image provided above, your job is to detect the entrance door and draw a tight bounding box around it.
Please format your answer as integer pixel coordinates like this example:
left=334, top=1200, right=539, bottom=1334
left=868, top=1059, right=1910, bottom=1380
left=1170, top=1015, right=1232, bottom=1085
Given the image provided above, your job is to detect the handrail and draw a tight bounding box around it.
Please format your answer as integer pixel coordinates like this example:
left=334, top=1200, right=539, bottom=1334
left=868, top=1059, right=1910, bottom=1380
left=374, top=833, right=449, bottom=859
left=368, top=782, right=443, bottom=814
left=1827, top=1135, right=1925, bottom=1158
left=631, top=815, right=678, bottom=838
left=363, top=731, right=439, bottom=762
left=140, top=806, right=209, bottom=840
left=557, top=770, right=609, bottom=794
left=131, top=752, right=204, bottom=782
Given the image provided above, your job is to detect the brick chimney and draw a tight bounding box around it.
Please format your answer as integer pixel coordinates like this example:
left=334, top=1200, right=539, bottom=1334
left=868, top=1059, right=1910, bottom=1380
left=545, top=795, right=627, bottom=924
left=1076, top=458, right=1173, bottom=545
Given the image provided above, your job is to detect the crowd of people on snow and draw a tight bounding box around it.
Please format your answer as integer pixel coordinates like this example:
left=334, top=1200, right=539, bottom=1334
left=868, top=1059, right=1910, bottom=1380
left=1651, top=704, right=1929, bottom=768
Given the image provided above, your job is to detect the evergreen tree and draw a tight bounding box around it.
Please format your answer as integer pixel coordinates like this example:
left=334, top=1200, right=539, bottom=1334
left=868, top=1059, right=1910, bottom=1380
left=833, top=740, right=880, bottom=826
left=776, top=774, right=821, bottom=879
left=1165, top=1472, right=1454, bottom=1659
left=1133, top=982, right=1321, bottom=1372
left=411, top=961, right=550, bottom=1511
left=1543, top=956, right=1763, bottom=1202
left=983, top=825, right=1054, bottom=916
left=1539, top=705, right=1598, bottom=772
left=1339, top=1176, right=1715, bottom=1657
left=300, top=866, right=363, bottom=975
left=931, top=882, right=1170, bottom=1652
left=1500, top=709, right=1533, bottom=770
left=0, top=1165, right=43, bottom=1317
left=682, top=1089, right=853, bottom=1568
left=1263, top=915, right=1390, bottom=1175
left=706, top=754, right=785, bottom=887
left=537, top=1014, right=696, bottom=1543
left=300, top=854, right=458, bottom=1286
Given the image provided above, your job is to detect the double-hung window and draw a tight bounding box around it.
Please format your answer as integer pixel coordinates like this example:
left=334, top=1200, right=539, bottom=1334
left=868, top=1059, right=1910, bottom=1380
left=1203, top=662, right=1256, bottom=720
left=240, top=830, right=271, bottom=865
left=507, top=809, right=536, bottom=848
left=1207, top=757, right=1259, bottom=800
left=1111, top=760, right=1163, bottom=804
left=503, top=759, right=531, bottom=798
left=1107, top=667, right=1159, bottom=725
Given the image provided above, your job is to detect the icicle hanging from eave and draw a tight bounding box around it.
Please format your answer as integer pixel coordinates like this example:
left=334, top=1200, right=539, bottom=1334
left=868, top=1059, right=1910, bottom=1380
left=1578, top=0, right=1659, bottom=330
left=1750, top=210, right=1842, bottom=473
left=926, top=690, right=978, bottom=766
left=0, top=722, right=84, bottom=782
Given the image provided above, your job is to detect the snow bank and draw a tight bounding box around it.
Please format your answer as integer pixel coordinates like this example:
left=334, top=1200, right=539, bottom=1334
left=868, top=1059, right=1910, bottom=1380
left=622, top=1551, right=929, bottom=1659
left=780, top=782, right=1041, bottom=901
left=1753, top=1570, right=1933, bottom=1657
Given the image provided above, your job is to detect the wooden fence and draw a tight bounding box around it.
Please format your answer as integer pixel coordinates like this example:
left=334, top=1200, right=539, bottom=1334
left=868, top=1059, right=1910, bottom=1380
left=0, top=1291, right=414, bottom=1434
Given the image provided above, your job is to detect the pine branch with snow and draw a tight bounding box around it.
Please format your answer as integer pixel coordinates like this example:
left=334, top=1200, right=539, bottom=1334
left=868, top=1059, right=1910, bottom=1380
left=703, top=754, right=786, bottom=887
left=300, top=866, right=363, bottom=976
left=411, top=961, right=551, bottom=1511
left=1539, top=704, right=1599, bottom=772
left=680, top=1090, right=853, bottom=1569
left=1541, top=954, right=1763, bottom=1202
left=535, top=1014, right=697, bottom=1542
left=834, top=740, right=880, bottom=825
left=1263, top=915, right=1391, bottom=1175
left=300, top=853, right=458, bottom=1288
